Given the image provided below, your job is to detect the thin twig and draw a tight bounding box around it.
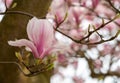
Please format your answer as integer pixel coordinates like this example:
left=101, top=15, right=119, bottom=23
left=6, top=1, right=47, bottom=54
left=4, top=0, right=8, bottom=11
left=107, top=0, right=120, bottom=13
left=0, top=11, right=34, bottom=18
left=0, top=61, right=29, bottom=76
left=55, top=15, right=118, bottom=45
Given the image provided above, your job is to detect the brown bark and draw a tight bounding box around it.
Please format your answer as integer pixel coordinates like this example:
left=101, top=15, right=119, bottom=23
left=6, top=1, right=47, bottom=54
left=0, top=0, right=52, bottom=83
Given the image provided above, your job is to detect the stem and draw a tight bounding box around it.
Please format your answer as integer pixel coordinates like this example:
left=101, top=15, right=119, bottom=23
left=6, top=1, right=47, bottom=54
left=0, top=11, right=34, bottom=18
left=107, top=0, right=120, bottom=13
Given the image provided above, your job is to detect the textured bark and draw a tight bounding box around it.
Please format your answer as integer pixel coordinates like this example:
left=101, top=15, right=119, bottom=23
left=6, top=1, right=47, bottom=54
left=0, top=0, right=52, bottom=83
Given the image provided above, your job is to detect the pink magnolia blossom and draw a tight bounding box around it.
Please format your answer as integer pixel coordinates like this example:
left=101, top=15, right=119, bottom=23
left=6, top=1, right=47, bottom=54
left=57, top=53, right=67, bottom=63
left=68, top=7, right=81, bottom=25
left=54, top=10, right=65, bottom=24
left=73, top=76, right=84, bottom=83
left=65, top=0, right=79, bottom=6
left=69, top=29, right=83, bottom=39
left=8, top=17, right=55, bottom=59
left=80, top=0, right=99, bottom=8
left=93, top=59, right=102, bottom=69
left=100, top=44, right=113, bottom=55
left=95, top=4, right=115, bottom=17
left=92, top=0, right=99, bottom=8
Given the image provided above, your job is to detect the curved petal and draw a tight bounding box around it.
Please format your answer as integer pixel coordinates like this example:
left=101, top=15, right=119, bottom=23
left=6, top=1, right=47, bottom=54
left=8, top=39, right=39, bottom=58
left=27, top=17, right=54, bottom=46
left=27, top=17, right=54, bottom=57
left=36, top=20, right=55, bottom=57
left=39, top=47, right=53, bottom=59
left=39, top=19, right=54, bottom=47
left=39, top=48, right=46, bottom=59
left=27, top=17, right=37, bottom=42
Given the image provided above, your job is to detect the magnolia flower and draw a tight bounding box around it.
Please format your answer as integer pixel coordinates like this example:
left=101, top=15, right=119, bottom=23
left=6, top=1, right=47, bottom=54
left=92, top=0, right=99, bottom=8
left=68, top=7, right=81, bottom=25
left=8, top=17, right=55, bottom=59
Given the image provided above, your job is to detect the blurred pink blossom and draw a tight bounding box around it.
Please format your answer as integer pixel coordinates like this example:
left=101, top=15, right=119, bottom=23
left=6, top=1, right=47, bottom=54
left=73, top=76, right=84, bottom=83
left=54, top=10, right=66, bottom=25
left=65, top=0, right=79, bottom=6
left=105, top=22, right=118, bottom=31
left=68, top=7, right=81, bottom=25
left=101, top=44, right=113, bottom=55
left=8, top=17, right=55, bottom=59
left=115, top=19, right=120, bottom=25
left=95, top=4, right=115, bottom=17
left=92, top=0, right=99, bottom=8
left=69, top=29, right=84, bottom=39
left=71, top=60, right=78, bottom=69
left=93, top=59, right=102, bottom=69
left=57, top=53, right=67, bottom=63
left=49, top=0, right=65, bottom=13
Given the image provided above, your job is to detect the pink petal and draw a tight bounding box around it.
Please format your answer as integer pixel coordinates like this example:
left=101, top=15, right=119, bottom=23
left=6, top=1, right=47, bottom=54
left=39, top=48, right=46, bottom=59
left=27, top=17, right=54, bottom=56
left=37, top=20, right=54, bottom=55
left=8, top=39, right=39, bottom=58
left=27, top=17, right=37, bottom=42
left=5, top=0, right=13, bottom=8
left=27, top=17, right=54, bottom=46
left=92, top=0, right=99, bottom=8
left=38, top=19, right=54, bottom=48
